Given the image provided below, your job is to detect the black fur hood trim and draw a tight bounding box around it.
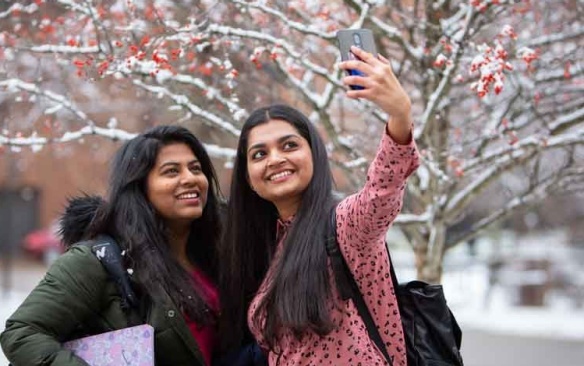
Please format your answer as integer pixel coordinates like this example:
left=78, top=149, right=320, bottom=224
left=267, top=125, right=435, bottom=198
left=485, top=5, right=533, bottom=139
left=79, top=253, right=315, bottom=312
left=59, top=194, right=105, bottom=247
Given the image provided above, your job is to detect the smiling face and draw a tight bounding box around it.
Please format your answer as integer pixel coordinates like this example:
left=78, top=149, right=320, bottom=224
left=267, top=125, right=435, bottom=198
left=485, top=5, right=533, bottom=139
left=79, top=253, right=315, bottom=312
left=246, top=119, right=314, bottom=218
left=146, top=142, right=209, bottom=226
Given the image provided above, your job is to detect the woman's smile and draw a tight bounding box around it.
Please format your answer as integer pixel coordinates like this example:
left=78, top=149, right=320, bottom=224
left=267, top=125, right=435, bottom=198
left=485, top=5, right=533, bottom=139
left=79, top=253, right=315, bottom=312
left=176, top=190, right=202, bottom=205
left=267, top=169, right=294, bottom=182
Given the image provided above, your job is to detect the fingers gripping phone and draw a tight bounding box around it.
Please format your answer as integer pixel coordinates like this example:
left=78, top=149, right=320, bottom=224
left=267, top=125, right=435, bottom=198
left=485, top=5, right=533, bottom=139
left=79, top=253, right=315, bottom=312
left=337, top=29, right=378, bottom=90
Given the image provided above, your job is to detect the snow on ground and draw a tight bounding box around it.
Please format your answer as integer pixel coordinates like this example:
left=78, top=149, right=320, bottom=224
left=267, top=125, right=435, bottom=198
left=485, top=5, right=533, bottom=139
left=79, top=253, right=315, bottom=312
left=442, top=264, right=584, bottom=341
left=389, top=228, right=584, bottom=342
left=1, top=291, right=33, bottom=365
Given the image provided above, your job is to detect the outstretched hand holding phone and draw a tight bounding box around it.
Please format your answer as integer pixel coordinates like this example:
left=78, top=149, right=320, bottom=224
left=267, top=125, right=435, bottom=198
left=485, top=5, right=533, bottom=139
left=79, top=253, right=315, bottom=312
left=338, top=38, right=413, bottom=144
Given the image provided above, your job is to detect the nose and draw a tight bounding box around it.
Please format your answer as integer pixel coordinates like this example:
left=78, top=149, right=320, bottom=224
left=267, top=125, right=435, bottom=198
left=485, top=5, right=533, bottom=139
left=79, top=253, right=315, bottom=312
left=180, top=169, right=198, bottom=186
left=267, top=152, right=286, bottom=168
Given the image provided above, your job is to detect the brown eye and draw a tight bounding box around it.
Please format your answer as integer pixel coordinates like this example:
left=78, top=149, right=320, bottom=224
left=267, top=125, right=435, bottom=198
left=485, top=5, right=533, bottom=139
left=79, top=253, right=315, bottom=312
left=283, top=141, right=298, bottom=150
left=163, top=167, right=179, bottom=175
left=251, top=150, right=266, bottom=160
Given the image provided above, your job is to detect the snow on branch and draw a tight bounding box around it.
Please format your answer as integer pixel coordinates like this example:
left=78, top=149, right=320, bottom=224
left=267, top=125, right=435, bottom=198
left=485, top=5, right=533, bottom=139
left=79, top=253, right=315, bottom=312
left=116, top=58, right=247, bottom=121
left=420, top=155, right=451, bottom=184
left=28, top=45, right=100, bottom=54
left=200, top=143, right=236, bottom=160
left=549, top=107, right=584, bottom=135
left=275, top=65, right=321, bottom=106
left=525, top=26, right=584, bottom=48
left=348, top=1, right=371, bottom=30
left=56, top=0, right=92, bottom=15
left=205, top=24, right=334, bottom=82
left=369, top=16, right=423, bottom=60
left=0, top=78, right=96, bottom=128
left=0, top=126, right=135, bottom=150
left=549, top=168, right=584, bottom=195
left=0, top=126, right=235, bottom=159
left=54, top=0, right=112, bottom=53
left=416, top=62, right=457, bottom=140
left=445, top=147, right=538, bottom=218
left=465, top=128, right=584, bottom=173
left=446, top=166, right=584, bottom=248
left=394, top=211, right=432, bottom=226
left=345, top=0, right=423, bottom=60
left=536, top=62, right=583, bottom=84
left=0, top=3, right=39, bottom=19
left=416, top=6, right=475, bottom=140
left=132, top=80, right=241, bottom=137
left=232, top=0, right=336, bottom=39
left=0, top=78, right=237, bottom=159
left=476, top=93, right=523, bottom=153
left=343, top=157, right=367, bottom=169
left=440, top=5, right=468, bottom=37
left=447, top=130, right=584, bottom=218
left=172, top=74, right=247, bottom=120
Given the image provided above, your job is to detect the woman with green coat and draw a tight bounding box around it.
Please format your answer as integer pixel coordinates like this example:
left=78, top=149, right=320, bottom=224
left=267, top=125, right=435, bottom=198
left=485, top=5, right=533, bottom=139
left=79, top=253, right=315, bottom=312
left=0, top=125, right=223, bottom=366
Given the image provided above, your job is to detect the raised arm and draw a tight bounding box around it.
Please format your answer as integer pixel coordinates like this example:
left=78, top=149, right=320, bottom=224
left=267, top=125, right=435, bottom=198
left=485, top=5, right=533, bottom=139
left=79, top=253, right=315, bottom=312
left=336, top=46, right=420, bottom=249
left=336, top=132, right=418, bottom=249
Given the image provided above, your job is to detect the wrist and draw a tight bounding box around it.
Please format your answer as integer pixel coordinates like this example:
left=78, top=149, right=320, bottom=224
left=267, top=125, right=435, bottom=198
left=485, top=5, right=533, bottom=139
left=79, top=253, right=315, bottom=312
left=392, top=100, right=411, bottom=122
left=386, top=115, right=413, bottom=145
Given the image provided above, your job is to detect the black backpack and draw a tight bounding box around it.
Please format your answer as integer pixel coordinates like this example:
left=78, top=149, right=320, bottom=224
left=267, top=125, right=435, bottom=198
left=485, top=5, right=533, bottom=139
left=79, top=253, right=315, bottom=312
left=325, top=209, right=463, bottom=366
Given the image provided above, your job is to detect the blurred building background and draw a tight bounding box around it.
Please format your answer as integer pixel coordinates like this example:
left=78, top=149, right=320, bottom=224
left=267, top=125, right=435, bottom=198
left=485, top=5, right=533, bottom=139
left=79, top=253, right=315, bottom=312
left=1, top=0, right=583, bottom=365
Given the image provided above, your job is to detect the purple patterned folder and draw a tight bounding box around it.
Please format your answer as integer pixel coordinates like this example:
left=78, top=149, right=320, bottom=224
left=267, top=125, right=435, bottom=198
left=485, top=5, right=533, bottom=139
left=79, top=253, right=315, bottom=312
left=63, top=324, right=154, bottom=366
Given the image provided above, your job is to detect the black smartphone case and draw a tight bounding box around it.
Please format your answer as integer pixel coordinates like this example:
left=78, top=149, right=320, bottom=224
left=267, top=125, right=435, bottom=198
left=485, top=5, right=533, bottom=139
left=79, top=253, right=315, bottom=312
left=337, top=29, right=378, bottom=61
left=336, top=29, right=378, bottom=90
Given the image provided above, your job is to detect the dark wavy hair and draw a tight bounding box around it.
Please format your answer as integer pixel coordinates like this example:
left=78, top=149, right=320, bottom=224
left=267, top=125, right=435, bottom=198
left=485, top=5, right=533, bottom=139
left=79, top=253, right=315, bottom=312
left=89, top=125, right=223, bottom=324
left=219, top=104, right=336, bottom=351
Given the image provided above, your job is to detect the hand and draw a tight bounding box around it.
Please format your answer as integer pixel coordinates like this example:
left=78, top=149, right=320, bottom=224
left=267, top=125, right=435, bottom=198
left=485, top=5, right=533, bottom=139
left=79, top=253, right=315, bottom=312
left=339, top=46, right=413, bottom=143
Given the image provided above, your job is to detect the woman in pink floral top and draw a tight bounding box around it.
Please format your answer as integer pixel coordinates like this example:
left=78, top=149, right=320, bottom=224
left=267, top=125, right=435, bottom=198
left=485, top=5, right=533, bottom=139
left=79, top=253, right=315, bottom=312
left=219, top=46, right=420, bottom=366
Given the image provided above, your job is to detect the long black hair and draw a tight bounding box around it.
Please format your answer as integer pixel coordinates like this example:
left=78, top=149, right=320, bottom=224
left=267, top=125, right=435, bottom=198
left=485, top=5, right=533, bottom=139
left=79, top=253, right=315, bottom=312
left=220, top=104, right=336, bottom=350
left=89, top=125, right=223, bottom=325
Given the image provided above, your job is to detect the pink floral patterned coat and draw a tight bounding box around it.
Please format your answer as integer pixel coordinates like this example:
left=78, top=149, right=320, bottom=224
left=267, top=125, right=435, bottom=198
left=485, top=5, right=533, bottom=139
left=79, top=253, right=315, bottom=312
left=249, top=131, right=420, bottom=366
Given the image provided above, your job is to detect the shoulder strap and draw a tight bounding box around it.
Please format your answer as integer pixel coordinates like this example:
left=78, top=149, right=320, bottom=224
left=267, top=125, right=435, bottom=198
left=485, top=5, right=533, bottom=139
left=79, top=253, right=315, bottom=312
left=325, top=206, right=352, bottom=301
left=78, top=236, right=141, bottom=324
left=326, top=207, right=394, bottom=365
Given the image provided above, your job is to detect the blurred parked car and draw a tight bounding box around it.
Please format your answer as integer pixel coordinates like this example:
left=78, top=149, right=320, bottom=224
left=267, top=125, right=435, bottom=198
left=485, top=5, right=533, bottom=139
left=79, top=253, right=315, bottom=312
left=21, top=222, right=63, bottom=265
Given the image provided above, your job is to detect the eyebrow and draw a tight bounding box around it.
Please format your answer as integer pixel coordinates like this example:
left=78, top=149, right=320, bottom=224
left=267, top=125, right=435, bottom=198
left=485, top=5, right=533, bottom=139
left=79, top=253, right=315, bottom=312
left=247, top=134, right=300, bottom=152
left=158, top=159, right=200, bottom=169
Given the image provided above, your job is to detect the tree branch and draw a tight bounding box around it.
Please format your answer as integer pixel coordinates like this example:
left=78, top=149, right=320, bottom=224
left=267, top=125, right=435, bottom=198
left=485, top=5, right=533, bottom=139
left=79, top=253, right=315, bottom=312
left=131, top=80, right=241, bottom=137
left=446, top=167, right=584, bottom=248
left=231, top=0, right=336, bottom=39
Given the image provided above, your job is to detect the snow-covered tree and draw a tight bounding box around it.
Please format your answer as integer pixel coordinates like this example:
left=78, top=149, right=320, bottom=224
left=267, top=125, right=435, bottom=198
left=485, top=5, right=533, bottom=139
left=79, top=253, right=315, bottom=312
left=1, top=0, right=582, bottom=282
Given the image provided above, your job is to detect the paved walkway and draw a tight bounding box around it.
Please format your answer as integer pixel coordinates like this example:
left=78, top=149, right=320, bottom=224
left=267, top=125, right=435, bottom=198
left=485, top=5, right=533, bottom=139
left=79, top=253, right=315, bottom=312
left=462, top=329, right=584, bottom=366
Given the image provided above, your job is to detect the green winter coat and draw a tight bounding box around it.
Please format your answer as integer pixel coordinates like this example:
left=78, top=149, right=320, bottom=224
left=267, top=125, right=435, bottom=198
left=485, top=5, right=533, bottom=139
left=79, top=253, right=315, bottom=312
left=0, top=244, right=207, bottom=366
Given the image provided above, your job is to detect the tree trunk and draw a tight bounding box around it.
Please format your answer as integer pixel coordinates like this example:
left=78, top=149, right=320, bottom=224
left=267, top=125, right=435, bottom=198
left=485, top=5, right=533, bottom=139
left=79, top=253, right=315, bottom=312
left=416, top=222, right=446, bottom=284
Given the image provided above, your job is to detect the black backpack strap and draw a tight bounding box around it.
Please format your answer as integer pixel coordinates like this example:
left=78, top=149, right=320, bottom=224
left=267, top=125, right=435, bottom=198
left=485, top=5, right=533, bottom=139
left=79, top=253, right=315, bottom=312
left=90, top=235, right=138, bottom=310
left=326, top=207, right=393, bottom=365
left=79, top=235, right=142, bottom=325
left=326, top=206, right=352, bottom=301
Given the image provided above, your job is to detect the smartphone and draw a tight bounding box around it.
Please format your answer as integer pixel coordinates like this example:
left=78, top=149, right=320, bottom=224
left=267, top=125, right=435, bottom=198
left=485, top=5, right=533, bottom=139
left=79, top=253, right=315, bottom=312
left=336, top=29, right=378, bottom=90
